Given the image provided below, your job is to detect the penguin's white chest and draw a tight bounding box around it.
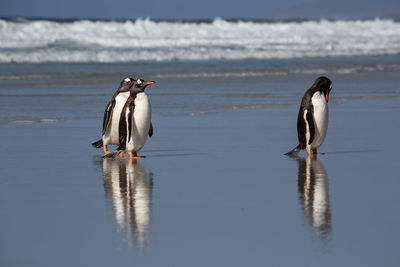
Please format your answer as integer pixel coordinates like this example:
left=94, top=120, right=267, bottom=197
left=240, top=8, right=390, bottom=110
left=126, top=93, right=152, bottom=152
left=104, top=91, right=130, bottom=144
left=311, top=92, right=329, bottom=148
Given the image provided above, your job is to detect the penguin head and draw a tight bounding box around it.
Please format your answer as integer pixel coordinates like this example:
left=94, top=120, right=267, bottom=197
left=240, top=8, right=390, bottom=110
left=118, top=77, right=135, bottom=92
left=313, top=76, right=332, bottom=102
left=130, top=79, right=156, bottom=93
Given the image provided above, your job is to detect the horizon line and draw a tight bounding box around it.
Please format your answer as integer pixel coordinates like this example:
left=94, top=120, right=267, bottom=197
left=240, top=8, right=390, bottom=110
left=1, top=15, right=399, bottom=23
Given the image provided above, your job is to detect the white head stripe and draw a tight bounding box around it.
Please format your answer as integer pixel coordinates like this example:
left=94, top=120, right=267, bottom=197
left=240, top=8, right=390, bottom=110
left=124, top=78, right=130, bottom=82
left=137, top=79, right=142, bottom=84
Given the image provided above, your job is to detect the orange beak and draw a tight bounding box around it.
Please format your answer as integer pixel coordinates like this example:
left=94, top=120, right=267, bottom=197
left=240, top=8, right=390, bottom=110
left=144, top=81, right=155, bottom=85
left=326, top=91, right=329, bottom=102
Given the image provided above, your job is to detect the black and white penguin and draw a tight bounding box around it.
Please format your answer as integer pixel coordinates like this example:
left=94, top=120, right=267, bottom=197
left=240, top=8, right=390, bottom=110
left=285, top=76, right=332, bottom=157
left=92, top=77, right=136, bottom=155
left=117, top=79, right=155, bottom=159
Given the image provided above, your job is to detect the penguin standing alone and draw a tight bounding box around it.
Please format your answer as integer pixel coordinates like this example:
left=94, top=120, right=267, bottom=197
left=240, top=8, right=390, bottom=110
left=117, top=79, right=155, bottom=159
left=92, top=77, right=136, bottom=155
left=285, top=76, right=332, bottom=157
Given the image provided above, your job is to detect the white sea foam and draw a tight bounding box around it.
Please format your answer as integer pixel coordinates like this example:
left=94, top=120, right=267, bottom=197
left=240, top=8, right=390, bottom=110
left=1, top=18, right=400, bottom=63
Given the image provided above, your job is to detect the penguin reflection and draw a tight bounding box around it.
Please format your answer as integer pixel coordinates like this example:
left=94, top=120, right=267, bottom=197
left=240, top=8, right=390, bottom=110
left=102, top=158, right=153, bottom=249
left=296, top=156, right=332, bottom=241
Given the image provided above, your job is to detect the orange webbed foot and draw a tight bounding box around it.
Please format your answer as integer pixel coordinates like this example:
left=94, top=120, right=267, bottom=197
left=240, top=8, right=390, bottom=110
left=128, top=152, right=146, bottom=159
left=103, top=145, right=113, bottom=156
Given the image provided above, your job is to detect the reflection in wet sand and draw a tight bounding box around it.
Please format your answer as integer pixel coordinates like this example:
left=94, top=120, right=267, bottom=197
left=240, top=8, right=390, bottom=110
left=296, top=157, right=332, bottom=241
left=102, top=159, right=153, bottom=249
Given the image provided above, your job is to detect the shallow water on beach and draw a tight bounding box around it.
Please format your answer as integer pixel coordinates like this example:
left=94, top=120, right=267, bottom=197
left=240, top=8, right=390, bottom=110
left=0, top=58, right=400, bottom=266
left=0, top=56, right=399, bottom=124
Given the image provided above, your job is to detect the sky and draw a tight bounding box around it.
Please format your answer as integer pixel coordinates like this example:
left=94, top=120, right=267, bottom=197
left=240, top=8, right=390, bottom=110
left=0, top=0, right=399, bottom=20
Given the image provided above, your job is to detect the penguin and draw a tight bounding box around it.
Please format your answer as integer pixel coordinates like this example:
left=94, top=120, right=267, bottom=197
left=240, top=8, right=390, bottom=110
left=92, top=77, right=136, bottom=155
left=117, top=79, right=155, bottom=159
left=285, top=76, right=332, bottom=157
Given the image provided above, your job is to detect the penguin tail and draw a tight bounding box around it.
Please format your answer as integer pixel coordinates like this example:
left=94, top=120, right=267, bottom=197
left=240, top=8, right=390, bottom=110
left=91, top=139, right=103, bottom=148
left=284, top=145, right=301, bottom=156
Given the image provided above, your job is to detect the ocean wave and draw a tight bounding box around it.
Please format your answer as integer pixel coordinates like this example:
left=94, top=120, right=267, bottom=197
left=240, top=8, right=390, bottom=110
left=1, top=18, right=400, bottom=63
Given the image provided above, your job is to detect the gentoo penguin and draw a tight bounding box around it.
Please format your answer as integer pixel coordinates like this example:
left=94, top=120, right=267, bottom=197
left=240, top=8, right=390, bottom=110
left=285, top=76, right=332, bottom=157
left=118, top=79, right=155, bottom=159
left=92, top=77, right=135, bottom=155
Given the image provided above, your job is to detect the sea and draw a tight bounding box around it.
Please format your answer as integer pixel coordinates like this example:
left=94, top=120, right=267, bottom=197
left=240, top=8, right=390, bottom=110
left=1, top=17, right=400, bottom=62
left=0, top=17, right=400, bottom=124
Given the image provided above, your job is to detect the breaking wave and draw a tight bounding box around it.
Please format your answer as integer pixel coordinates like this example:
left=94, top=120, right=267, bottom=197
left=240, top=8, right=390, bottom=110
left=1, top=18, right=400, bottom=63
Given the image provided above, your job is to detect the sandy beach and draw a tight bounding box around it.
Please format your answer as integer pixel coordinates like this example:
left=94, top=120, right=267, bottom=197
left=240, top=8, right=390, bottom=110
left=0, top=66, right=399, bottom=266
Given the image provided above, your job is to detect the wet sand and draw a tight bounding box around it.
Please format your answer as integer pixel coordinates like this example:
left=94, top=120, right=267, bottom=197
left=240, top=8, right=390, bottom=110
left=0, top=72, right=400, bottom=266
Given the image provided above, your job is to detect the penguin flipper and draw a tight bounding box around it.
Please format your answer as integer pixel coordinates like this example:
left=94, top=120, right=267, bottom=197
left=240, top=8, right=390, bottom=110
left=149, top=122, right=153, bottom=138
left=127, top=101, right=135, bottom=144
left=118, top=100, right=135, bottom=151
left=287, top=103, right=315, bottom=156
left=297, top=105, right=315, bottom=149
left=102, top=100, right=116, bottom=135
left=305, top=106, right=315, bottom=146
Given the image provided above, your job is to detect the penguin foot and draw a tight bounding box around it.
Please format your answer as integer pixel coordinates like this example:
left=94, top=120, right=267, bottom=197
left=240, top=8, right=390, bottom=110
left=128, top=152, right=146, bottom=159
left=132, top=155, right=146, bottom=159
left=103, top=153, right=113, bottom=158
left=312, top=149, right=325, bottom=156
left=103, top=145, right=112, bottom=156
